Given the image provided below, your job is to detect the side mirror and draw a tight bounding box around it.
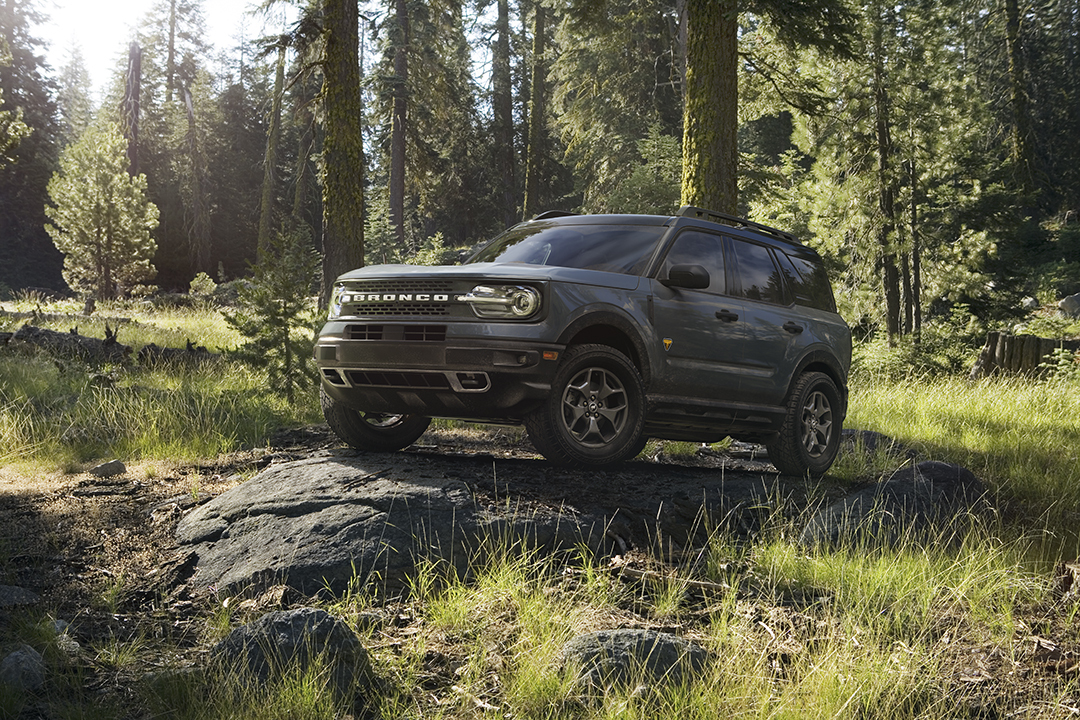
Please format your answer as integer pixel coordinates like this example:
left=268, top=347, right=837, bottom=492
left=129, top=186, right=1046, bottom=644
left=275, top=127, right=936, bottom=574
left=661, top=264, right=710, bottom=290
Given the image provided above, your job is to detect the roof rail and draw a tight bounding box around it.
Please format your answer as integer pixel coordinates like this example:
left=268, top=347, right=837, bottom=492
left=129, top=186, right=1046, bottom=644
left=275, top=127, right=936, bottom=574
left=677, top=205, right=796, bottom=244
left=531, top=210, right=578, bottom=221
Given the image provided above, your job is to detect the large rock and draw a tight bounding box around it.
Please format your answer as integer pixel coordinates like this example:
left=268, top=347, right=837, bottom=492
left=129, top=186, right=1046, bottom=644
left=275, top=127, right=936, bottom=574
left=799, top=461, right=989, bottom=546
left=213, top=608, right=370, bottom=697
left=1059, top=293, right=1080, bottom=318
left=0, top=644, right=45, bottom=692
left=176, top=454, right=605, bottom=596
left=561, top=629, right=708, bottom=689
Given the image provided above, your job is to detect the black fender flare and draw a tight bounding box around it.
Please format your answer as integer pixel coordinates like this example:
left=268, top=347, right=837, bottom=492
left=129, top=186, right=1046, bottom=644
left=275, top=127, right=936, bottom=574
left=555, top=308, right=653, bottom=387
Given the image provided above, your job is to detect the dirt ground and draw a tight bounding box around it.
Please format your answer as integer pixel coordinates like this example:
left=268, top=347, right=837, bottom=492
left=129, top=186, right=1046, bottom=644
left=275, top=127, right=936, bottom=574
left=3, top=426, right=1080, bottom=718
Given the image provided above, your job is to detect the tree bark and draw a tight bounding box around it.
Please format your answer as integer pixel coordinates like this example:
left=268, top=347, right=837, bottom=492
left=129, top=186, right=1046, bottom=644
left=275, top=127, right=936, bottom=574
left=122, top=42, right=141, bottom=177
left=389, top=0, right=409, bottom=248
left=493, top=0, right=516, bottom=228
left=522, top=3, right=546, bottom=220
left=872, top=15, right=901, bottom=346
left=680, top=0, right=737, bottom=215
left=258, top=42, right=287, bottom=263
left=320, top=0, right=365, bottom=305
left=1004, top=0, right=1034, bottom=195
left=165, top=0, right=177, bottom=104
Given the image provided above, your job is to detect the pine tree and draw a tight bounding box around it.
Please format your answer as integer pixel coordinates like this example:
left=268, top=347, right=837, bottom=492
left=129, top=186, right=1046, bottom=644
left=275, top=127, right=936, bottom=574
left=0, top=0, right=62, bottom=290
left=55, top=47, right=94, bottom=147
left=223, top=224, right=319, bottom=404
left=45, top=121, right=160, bottom=299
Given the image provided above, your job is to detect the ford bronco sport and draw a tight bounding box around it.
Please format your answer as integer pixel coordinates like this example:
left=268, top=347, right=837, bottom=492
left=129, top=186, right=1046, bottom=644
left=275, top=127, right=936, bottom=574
left=315, top=206, right=852, bottom=476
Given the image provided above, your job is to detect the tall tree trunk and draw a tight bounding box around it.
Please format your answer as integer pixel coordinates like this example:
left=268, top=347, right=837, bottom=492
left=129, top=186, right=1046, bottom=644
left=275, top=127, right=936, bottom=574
left=122, top=42, right=141, bottom=176
left=1004, top=0, right=1034, bottom=195
left=183, top=85, right=211, bottom=275
left=165, top=0, right=177, bottom=104
left=909, top=154, right=922, bottom=343
left=389, top=0, right=409, bottom=249
left=522, top=3, right=546, bottom=219
left=872, top=16, right=901, bottom=346
left=680, top=0, right=737, bottom=215
left=493, top=0, right=516, bottom=228
left=320, top=0, right=365, bottom=305
left=258, top=42, right=287, bottom=262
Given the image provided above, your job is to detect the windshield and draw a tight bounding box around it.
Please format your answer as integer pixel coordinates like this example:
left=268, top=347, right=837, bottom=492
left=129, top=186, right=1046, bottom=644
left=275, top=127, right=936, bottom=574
left=466, top=222, right=667, bottom=276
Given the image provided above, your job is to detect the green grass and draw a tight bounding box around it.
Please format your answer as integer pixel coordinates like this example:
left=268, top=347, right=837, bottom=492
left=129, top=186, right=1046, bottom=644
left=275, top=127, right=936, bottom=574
left=0, top=299, right=319, bottom=467
left=849, top=374, right=1080, bottom=532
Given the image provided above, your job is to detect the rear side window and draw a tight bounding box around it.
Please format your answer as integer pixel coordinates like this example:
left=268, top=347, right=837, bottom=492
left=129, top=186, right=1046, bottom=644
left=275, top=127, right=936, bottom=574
left=730, top=239, right=787, bottom=304
left=775, top=251, right=837, bottom=312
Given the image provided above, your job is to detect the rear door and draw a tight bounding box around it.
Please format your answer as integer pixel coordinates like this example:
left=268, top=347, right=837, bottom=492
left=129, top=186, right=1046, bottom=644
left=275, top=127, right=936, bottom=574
left=726, top=236, right=812, bottom=405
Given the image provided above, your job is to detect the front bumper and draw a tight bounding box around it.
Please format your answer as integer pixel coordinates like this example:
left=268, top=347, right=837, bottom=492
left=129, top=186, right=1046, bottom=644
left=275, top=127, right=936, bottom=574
left=315, top=326, right=563, bottom=420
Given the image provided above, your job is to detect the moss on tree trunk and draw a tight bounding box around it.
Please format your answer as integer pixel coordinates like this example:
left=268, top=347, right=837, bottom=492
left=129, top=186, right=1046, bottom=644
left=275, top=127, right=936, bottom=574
left=681, top=0, right=737, bottom=215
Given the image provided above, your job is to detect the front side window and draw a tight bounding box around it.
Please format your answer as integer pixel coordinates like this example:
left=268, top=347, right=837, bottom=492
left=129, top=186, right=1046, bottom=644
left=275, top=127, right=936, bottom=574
left=659, top=230, right=726, bottom=294
left=467, top=222, right=666, bottom=276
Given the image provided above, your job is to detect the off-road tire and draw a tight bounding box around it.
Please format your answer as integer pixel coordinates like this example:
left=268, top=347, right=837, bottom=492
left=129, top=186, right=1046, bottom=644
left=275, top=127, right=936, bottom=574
left=766, top=371, right=842, bottom=478
left=321, top=386, right=431, bottom=453
left=524, top=344, right=645, bottom=467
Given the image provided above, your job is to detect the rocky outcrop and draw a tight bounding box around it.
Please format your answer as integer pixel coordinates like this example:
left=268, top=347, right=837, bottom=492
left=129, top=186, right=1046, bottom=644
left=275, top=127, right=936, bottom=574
left=176, top=454, right=605, bottom=596
left=0, top=644, right=45, bottom=692
left=561, top=629, right=708, bottom=689
left=213, top=608, right=372, bottom=697
left=799, top=460, right=989, bottom=546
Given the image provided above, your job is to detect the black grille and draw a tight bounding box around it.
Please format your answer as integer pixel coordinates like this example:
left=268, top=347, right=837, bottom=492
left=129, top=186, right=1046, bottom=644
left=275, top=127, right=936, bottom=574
left=345, top=324, right=385, bottom=340
left=403, top=325, right=447, bottom=342
left=346, top=303, right=450, bottom=317
left=345, top=370, right=452, bottom=390
left=343, top=280, right=456, bottom=317
left=343, top=324, right=446, bottom=342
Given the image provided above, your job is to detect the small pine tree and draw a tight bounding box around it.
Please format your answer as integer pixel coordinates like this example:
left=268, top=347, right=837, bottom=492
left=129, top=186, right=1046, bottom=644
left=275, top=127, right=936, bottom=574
left=224, top=226, right=320, bottom=404
left=45, top=121, right=159, bottom=299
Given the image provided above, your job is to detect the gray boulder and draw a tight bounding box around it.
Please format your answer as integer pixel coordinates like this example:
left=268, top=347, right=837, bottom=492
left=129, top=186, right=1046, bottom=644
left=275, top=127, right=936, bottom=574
left=1059, top=293, right=1080, bottom=318
left=89, top=459, right=126, bottom=478
left=800, top=461, right=989, bottom=546
left=213, top=608, right=370, bottom=698
left=177, top=454, right=601, bottom=596
left=561, top=629, right=708, bottom=689
left=1021, top=296, right=1040, bottom=311
left=0, top=644, right=45, bottom=692
left=0, top=585, right=40, bottom=608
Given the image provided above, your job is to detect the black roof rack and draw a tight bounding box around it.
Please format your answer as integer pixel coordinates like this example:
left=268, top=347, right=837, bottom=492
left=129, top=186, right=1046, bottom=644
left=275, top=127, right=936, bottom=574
left=677, top=205, right=797, bottom=244
left=531, top=210, right=578, bottom=221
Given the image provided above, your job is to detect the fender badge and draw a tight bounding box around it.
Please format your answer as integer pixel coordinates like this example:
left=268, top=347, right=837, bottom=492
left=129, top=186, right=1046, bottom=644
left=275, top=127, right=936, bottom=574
left=663, top=338, right=673, bottom=351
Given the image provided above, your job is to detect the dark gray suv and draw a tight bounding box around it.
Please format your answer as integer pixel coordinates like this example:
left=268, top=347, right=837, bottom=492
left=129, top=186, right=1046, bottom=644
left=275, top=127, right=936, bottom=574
left=315, top=206, right=851, bottom=476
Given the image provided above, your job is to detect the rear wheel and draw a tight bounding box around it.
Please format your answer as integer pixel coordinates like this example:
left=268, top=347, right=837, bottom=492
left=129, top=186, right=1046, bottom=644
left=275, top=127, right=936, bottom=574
left=321, top=386, right=431, bottom=453
left=766, top=371, right=842, bottom=478
left=525, top=344, right=645, bottom=467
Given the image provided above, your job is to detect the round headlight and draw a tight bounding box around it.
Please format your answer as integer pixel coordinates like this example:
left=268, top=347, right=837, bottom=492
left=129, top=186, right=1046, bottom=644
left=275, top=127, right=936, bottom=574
left=508, top=287, right=540, bottom=316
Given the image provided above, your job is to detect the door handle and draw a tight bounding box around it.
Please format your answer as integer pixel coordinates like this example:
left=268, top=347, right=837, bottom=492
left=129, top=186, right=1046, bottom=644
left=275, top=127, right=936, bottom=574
left=783, top=321, right=804, bottom=334
left=715, top=310, right=739, bottom=322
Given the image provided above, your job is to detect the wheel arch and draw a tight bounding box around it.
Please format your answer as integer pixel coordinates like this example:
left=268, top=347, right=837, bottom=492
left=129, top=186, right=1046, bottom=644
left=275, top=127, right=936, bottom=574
left=556, top=310, right=652, bottom=386
left=789, top=350, right=848, bottom=416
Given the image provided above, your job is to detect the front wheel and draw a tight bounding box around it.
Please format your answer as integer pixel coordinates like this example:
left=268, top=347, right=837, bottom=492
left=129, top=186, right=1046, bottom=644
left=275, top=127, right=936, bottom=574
left=321, top=387, right=431, bottom=453
left=525, top=344, right=645, bottom=467
left=766, top=371, right=843, bottom=478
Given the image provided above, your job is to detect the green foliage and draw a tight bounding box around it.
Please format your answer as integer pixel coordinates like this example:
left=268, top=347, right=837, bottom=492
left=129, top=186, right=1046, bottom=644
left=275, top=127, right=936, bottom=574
left=850, top=318, right=984, bottom=383
left=223, top=226, right=319, bottom=404
left=188, top=271, right=217, bottom=296
left=45, top=121, right=160, bottom=300
left=604, top=124, right=682, bottom=215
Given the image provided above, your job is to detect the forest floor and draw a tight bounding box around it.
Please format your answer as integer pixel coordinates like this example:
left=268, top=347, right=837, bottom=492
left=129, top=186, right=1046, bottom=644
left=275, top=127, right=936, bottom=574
left=3, top=426, right=1079, bottom=718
